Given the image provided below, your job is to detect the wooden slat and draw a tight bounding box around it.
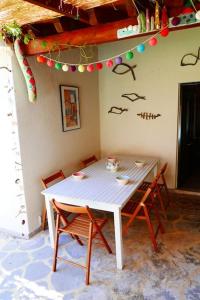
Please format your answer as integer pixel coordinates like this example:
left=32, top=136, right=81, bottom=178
left=23, top=0, right=91, bottom=25
left=23, top=17, right=137, bottom=55
left=53, top=19, right=64, bottom=33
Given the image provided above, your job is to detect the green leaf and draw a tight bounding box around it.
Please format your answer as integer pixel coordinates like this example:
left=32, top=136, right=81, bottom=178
left=41, top=40, right=47, bottom=48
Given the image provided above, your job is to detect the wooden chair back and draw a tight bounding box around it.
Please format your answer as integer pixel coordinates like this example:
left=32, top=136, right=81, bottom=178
left=51, top=199, right=112, bottom=285
left=52, top=200, right=101, bottom=228
left=41, top=170, right=65, bottom=188
left=123, top=177, right=164, bottom=251
left=81, top=155, right=97, bottom=168
left=41, top=170, right=65, bottom=230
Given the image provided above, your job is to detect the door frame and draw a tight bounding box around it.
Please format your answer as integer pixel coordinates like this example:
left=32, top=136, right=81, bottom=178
left=176, top=81, right=200, bottom=189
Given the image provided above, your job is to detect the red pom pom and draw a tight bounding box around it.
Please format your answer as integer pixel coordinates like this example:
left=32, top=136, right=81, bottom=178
left=106, top=60, right=113, bottom=68
left=36, top=55, right=46, bottom=63
left=26, top=68, right=33, bottom=76
left=160, top=28, right=169, bottom=37
left=29, top=77, right=35, bottom=85
left=87, top=64, right=94, bottom=72
left=96, top=63, right=103, bottom=70
left=47, top=60, right=54, bottom=68
left=149, top=37, right=158, bottom=46
left=23, top=58, right=29, bottom=66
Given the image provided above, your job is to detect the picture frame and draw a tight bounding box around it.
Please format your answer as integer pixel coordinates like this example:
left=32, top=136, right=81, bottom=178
left=60, top=85, right=80, bottom=132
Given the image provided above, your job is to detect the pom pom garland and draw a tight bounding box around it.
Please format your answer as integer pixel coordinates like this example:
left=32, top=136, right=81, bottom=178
left=37, top=26, right=170, bottom=72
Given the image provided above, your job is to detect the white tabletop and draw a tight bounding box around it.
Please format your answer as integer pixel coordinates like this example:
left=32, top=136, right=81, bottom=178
left=42, top=155, right=158, bottom=211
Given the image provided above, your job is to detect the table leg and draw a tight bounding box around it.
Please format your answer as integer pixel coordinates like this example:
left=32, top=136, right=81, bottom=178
left=45, top=196, right=55, bottom=248
left=153, top=163, right=158, bottom=177
left=114, top=208, right=123, bottom=269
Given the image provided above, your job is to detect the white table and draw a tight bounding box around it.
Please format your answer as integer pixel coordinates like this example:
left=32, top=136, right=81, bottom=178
left=42, top=155, right=158, bottom=269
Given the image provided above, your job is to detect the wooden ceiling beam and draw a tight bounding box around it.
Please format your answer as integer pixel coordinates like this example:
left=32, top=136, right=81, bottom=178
left=23, top=18, right=138, bottom=55
left=23, top=0, right=91, bottom=25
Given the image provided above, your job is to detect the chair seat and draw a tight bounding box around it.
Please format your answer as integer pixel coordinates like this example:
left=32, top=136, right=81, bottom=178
left=60, top=215, right=107, bottom=238
left=138, top=181, right=165, bottom=193
left=122, top=200, right=139, bottom=216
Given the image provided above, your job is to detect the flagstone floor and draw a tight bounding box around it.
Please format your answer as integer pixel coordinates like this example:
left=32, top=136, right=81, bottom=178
left=0, top=193, right=200, bottom=300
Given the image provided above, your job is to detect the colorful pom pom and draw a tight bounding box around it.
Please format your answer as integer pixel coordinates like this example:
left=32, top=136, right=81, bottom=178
left=37, top=55, right=46, bottom=63
left=55, top=63, right=62, bottom=70
left=96, top=63, right=103, bottom=70
left=160, top=27, right=169, bottom=37
left=70, top=65, right=76, bottom=72
left=115, top=57, right=122, bottom=64
left=149, top=37, right=158, bottom=46
left=106, top=60, right=113, bottom=68
left=137, top=44, right=145, bottom=53
left=87, top=64, right=95, bottom=72
left=62, top=64, right=69, bottom=72
left=171, top=17, right=180, bottom=26
left=126, top=51, right=134, bottom=60
left=47, top=60, right=54, bottom=68
left=78, top=65, right=85, bottom=72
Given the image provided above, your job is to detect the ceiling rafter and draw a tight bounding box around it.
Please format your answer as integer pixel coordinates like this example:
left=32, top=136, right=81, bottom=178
left=23, top=17, right=138, bottom=56
left=23, top=0, right=91, bottom=25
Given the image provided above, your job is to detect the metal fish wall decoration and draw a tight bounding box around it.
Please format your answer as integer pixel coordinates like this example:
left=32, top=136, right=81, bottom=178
left=181, top=47, right=200, bottom=66
left=137, top=112, right=161, bottom=120
left=122, top=92, right=146, bottom=102
left=112, top=63, right=137, bottom=80
left=108, top=106, right=128, bottom=115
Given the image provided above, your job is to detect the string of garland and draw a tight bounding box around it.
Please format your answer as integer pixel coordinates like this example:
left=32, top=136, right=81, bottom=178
left=36, top=26, right=170, bottom=72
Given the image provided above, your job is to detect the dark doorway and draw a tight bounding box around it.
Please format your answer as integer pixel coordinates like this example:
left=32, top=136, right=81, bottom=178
left=178, top=82, right=200, bottom=191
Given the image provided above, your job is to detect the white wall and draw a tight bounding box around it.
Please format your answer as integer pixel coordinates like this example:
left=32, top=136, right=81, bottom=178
left=0, top=47, right=29, bottom=236
left=98, top=27, right=200, bottom=188
left=12, top=48, right=100, bottom=234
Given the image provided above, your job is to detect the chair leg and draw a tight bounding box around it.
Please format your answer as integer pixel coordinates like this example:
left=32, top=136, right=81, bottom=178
left=156, top=186, right=168, bottom=220
left=152, top=203, right=165, bottom=234
left=86, top=223, right=93, bottom=285
left=143, top=205, right=158, bottom=252
left=161, top=175, right=171, bottom=209
left=96, top=229, right=112, bottom=254
left=41, top=206, right=47, bottom=230
left=52, top=215, right=60, bottom=272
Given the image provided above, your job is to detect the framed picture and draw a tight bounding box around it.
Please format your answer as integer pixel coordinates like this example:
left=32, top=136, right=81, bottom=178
left=60, top=85, right=80, bottom=132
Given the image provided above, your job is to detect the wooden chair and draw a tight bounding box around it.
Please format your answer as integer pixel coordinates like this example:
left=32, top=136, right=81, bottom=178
left=41, top=170, right=65, bottom=231
left=81, top=155, right=97, bottom=168
left=51, top=200, right=112, bottom=285
left=122, top=180, right=165, bottom=252
left=137, top=163, right=170, bottom=218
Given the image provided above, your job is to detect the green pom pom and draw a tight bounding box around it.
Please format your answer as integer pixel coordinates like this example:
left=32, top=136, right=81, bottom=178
left=55, top=63, right=62, bottom=70
left=126, top=51, right=134, bottom=60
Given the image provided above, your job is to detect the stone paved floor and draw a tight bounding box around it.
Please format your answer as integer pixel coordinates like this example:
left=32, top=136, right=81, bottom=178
left=0, top=193, right=200, bottom=300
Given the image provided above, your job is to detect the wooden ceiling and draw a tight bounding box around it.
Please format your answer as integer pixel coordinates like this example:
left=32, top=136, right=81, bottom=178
left=1, top=0, right=200, bottom=55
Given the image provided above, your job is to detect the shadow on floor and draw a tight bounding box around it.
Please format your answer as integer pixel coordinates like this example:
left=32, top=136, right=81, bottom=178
left=0, top=192, right=200, bottom=300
